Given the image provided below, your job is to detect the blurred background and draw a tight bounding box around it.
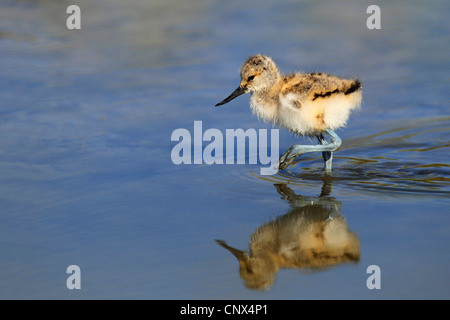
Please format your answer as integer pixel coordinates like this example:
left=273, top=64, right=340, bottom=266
left=0, top=0, right=449, bottom=299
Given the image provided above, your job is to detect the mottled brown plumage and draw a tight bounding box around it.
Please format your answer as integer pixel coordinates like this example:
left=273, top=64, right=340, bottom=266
left=215, top=54, right=362, bottom=171
left=216, top=54, right=362, bottom=136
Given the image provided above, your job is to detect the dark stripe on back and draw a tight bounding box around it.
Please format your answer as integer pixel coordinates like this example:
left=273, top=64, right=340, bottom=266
left=312, top=89, right=339, bottom=101
left=344, top=79, right=362, bottom=95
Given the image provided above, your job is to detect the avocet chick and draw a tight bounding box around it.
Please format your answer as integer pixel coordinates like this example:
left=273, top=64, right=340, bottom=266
left=215, top=54, right=362, bottom=172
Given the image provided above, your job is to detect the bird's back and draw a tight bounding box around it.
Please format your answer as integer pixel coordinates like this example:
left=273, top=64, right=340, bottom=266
left=275, top=72, right=362, bottom=135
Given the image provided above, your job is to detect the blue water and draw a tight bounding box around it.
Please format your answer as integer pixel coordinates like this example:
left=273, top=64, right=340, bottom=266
left=0, top=0, right=449, bottom=299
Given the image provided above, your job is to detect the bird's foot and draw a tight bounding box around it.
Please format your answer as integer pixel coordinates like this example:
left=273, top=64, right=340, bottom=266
left=278, top=145, right=303, bottom=170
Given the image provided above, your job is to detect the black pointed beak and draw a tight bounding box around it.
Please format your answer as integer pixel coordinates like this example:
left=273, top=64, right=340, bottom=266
left=215, top=86, right=246, bottom=107
left=215, top=240, right=249, bottom=261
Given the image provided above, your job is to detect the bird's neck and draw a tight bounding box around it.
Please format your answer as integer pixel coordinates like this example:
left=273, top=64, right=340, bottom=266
left=250, top=90, right=279, bottom=124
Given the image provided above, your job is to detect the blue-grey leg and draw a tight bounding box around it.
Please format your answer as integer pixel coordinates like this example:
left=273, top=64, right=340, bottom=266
left=317, top=133, right=333, bottom=172
left=278, top=128, right=342, bottom=172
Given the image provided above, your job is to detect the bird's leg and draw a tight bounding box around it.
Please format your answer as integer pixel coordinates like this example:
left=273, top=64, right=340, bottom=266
left=317, top=133, right=333, bottom=173
left=278, top=129, right=342, bottom=172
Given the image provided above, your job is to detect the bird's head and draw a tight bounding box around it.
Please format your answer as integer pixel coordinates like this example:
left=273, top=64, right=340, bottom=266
left=215, top=54, right=280, bottom=106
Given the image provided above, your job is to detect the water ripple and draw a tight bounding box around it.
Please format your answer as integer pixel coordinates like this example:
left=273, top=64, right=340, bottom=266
left=252, top=117, right=450, bottom=198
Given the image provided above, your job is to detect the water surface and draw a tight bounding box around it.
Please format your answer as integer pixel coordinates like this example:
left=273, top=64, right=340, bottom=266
left=0, top=0, right=449, bottom=299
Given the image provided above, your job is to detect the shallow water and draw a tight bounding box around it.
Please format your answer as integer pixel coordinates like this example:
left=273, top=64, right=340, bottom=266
left=0, top=0, right=449, bottom=299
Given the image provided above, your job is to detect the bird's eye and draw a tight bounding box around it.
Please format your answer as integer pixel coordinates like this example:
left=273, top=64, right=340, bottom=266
left=247, top=75, right=255, bottom=81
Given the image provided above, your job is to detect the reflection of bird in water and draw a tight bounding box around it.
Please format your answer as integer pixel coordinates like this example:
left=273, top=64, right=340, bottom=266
left=216, top=182, right=360, bottom=290
left=215, top=54, right=362, bottom=172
